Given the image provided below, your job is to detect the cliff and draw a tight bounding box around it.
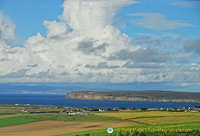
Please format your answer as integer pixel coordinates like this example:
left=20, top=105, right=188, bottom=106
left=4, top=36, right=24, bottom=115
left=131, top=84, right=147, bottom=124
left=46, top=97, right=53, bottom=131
left=66, top=90, right=200, bottom=103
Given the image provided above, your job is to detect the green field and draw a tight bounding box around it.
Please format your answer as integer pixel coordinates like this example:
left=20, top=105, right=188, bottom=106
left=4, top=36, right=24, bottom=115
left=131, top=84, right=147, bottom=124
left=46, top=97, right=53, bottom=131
left=0, top=116, right=41, bottom=127
left=56, top=111, right=200, bottom=136
left=96, top=111, right=200, bottom=124
left=29, top=113, right=121, bottom=122
left=0, top=113, right=120, bottom=128
left=0, top=105, right=200, bottom=136
left=56, top=121, right=200, bottom=136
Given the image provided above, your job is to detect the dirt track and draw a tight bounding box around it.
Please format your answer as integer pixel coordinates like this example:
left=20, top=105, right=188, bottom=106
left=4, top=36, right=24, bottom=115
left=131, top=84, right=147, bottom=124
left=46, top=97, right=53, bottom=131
left=0, top=121, right=138, bottom=136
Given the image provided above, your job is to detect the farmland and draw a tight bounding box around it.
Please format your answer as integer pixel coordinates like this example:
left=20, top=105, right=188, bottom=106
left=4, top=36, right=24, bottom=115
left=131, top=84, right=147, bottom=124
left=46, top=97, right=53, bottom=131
left=95, top=111, right=200, bottom=125
left=0, top=121, right=137, bottom=136
left=0, top=104, right=200, bottom=136
left=57, top=111, right=200, bottom=136
left=0, top=104, right=137, bottom=136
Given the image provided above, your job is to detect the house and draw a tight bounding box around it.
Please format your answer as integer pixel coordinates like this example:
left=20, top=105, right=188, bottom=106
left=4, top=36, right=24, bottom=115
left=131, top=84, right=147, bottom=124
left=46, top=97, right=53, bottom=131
left=67, top=112, right=93, bottom=116
left=99, top=109, right=105, bottom=112
left=21, top=110, right=28, bottom=112
left=68, top=112, right=77, bottom=115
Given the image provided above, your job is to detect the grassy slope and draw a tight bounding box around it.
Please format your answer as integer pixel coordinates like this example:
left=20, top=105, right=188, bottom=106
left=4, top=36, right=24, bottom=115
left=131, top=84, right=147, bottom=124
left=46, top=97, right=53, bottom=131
left=29, top=113, right=122, bottom=122
left=0, top=113, right=121, bottom=128
left=1, top=106, right=200, bottom=135
left=96, top=111, right=200, bottom=124
left=55, top=121, right=200, bottom=136
left=0, top=104, right=121, bottom=128
left=56, top=111, right=200, bottom=136
left=0, top=116, right=41, bottom=127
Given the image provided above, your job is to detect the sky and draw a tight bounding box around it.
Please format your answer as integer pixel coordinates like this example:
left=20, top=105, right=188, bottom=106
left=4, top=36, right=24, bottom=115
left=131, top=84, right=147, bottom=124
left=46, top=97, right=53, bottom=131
left=0, top=0, right=200, bottom=93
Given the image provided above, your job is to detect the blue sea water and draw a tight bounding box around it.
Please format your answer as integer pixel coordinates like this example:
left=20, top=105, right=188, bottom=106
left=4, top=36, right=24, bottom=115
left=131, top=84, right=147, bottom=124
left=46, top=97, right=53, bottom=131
left=0, top=94, right=199, bottom=108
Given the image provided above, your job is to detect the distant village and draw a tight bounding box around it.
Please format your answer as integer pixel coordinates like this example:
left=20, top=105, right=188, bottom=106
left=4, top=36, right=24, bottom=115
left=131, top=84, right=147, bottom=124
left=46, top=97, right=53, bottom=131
left=61, top=106, right=200, bottom=115
left=15, top=104, right=200, bottom=115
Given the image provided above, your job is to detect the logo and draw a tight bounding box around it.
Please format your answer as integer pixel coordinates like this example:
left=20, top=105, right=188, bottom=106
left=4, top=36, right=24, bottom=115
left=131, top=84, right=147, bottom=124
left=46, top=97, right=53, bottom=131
left=107, top=127, right=114, bottom=134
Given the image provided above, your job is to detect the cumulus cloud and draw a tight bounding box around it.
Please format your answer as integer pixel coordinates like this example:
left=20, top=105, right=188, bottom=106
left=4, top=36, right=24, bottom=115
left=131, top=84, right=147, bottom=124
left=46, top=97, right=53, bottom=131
left=0, top=12, right=16, bottom=45
left=61, top=0, right=138, bottom=37
left=77, top=41, right=108, bottom=56
left=130, top=13, right=194, bottom=30
left=0, top=12, right=29, bottom=78
left=43, top=20, right=67, bottom=37
left=0, top=0, right=199, bottom=85
left=0, top=0, right=143, bottom=83
left=109, top=48, right=170, bottom=63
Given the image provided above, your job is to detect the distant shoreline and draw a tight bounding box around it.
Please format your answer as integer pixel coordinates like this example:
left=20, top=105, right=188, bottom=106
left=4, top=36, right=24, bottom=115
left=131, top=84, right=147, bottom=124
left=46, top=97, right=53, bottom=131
left=66, top=90, right=200, bottom=103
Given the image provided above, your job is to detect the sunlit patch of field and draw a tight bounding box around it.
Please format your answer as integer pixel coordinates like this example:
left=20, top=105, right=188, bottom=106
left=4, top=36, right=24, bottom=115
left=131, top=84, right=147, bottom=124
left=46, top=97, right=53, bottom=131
left=0, top=120, right=139, bottom=136
left=56, top=121, right=200, bottom=136
left=96, top=111, right=200, bottom=125
left=1, top=105, right=200, bottom=136
left=0, top=116, right=41, bottom=127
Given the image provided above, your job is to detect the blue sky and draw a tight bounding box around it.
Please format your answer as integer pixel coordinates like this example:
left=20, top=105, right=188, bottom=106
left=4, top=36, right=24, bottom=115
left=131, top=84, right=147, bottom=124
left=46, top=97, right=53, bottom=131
left=0, top=0, right=199, bottom=41
left=0, top=0, right=64, bottom=43
left=0, top=0, right=200, bottom=93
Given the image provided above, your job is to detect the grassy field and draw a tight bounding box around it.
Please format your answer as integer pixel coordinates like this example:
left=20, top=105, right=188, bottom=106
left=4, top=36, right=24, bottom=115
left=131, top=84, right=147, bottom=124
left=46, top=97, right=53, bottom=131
left=29, top=113, right=122, bottom=122
left=56, top=121, right=200, bottom=136
left=0, top=105, right=136, bottom=136
left=0, top=113, right=122, bottom=129
left=56, top=129, right=200, bottom=136
left=0, top=105, right=200, bottom=136
left=0, top=116, right=41, bottom=127
left=0, top=120, right=137, bottom=136
left=96, top=111, right=200, bottom=124
left=55, top=111, right=200, bottom=136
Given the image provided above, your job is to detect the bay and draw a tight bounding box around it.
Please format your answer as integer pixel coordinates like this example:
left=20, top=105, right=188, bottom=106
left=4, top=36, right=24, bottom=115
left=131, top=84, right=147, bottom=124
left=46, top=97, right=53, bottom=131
left=0, top=94, right=199, bottom=108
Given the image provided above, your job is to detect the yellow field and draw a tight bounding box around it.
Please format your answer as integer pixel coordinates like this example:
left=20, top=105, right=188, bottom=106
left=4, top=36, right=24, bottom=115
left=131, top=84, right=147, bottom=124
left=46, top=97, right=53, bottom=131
left=0, top=120, right=138, bottom=136
left=96, top=111, right=200, bottom=124
left=1, top=107, right=200, bottom=136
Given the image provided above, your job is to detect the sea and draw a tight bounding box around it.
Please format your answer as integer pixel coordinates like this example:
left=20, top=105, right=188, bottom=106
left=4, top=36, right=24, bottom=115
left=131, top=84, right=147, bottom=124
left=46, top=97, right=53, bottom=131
left=0, top=94, right=199, bottom=109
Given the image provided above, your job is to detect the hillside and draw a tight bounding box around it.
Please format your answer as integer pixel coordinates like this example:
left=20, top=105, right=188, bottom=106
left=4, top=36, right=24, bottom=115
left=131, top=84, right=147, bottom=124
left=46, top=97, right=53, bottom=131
left=66, top=90, right=200, bottom=103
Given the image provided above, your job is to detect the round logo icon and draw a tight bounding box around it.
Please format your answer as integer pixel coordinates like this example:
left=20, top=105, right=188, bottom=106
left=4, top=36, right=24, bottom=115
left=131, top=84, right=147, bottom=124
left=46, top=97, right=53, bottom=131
left=107, top=127, right=114, bottom=134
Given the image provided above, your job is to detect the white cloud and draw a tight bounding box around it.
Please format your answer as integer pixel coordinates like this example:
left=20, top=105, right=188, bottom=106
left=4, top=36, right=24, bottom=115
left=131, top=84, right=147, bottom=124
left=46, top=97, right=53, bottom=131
left=0, top=0, right=143, bottom=83
left=0, top=12, right=16, bottom=45
left=173, top=63, right=200, bottom=82
left=43, top=20, right=67, bottom=37
left=0, top=0, right=199, bottom=85
left=0, top=12, right=26, bottom=76
left=130, top=13, right=194, bottom=30
left=61, top=0, right=138, bottom=38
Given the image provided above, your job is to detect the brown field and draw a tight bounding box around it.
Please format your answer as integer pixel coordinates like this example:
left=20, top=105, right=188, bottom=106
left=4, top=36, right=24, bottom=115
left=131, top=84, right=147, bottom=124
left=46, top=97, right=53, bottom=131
left=0, top=120, right=138, bottom=136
